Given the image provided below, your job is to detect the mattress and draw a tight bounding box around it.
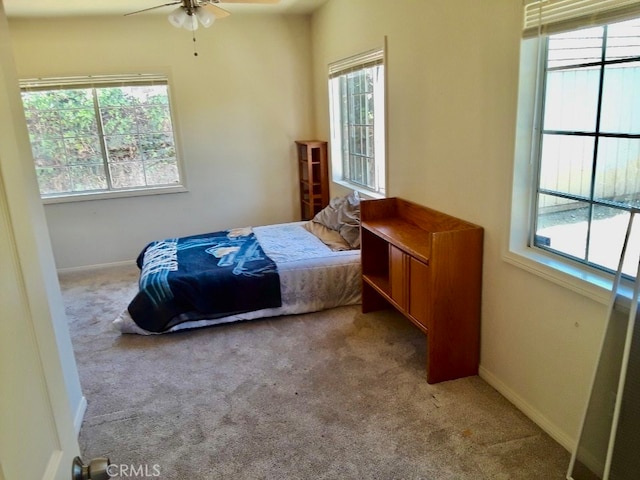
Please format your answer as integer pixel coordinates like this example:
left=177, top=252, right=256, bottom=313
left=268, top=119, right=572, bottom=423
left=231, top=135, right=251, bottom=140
left=113, top=222, right=362, bottom=334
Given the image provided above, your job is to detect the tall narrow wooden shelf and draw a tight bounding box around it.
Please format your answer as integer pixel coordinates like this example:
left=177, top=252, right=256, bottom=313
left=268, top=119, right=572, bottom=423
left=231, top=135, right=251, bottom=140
left=360, top=197, right=484, bottom=384
left=296, top=140, right=329, bottom=221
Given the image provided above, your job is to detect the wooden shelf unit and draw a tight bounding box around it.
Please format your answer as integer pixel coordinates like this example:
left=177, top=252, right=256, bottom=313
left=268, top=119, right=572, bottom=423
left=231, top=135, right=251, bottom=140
left=360, top=197, right=484, bottom=384
left=296, top=140, right=329, bottom=221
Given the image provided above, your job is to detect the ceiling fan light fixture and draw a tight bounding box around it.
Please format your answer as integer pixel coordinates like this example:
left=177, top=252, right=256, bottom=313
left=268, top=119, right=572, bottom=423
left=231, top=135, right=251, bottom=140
left=182, top=14, right=199, bottom=31
left=168, top=7, right=188, bottom=28
left=196, top=8, right=216, bottom=28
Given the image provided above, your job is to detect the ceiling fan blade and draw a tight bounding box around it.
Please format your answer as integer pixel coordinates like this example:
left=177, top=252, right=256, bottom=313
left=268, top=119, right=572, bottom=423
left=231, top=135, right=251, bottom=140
left=125, top=2, right=181, bottom=16
left=201, top=3, right=231, bottom=18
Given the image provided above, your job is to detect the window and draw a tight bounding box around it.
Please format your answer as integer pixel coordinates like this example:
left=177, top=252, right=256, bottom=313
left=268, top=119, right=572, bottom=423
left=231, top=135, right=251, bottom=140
left=533, top=18, right=640, bottom=277
left=505, top=0, right=640, bottom=282
left=20, top=74, right=184, bottom=201
left=328, top=48, right=386, bottom=197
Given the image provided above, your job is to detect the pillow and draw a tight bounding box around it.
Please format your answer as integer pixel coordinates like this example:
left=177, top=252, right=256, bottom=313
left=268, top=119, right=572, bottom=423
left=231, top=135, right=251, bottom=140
left=311, top=191, right=361, bottom=248
left=339, top=224, right=360, bottom=249
left=312, top=197, right=344, bottom=231
left=302, top=221, right=351, bottom=251
left=337, top=191, right=361, bottom=248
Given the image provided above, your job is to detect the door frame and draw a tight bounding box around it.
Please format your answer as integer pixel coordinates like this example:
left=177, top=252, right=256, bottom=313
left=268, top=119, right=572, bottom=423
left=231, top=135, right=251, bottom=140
left=0, top=1, right=85, bottom=478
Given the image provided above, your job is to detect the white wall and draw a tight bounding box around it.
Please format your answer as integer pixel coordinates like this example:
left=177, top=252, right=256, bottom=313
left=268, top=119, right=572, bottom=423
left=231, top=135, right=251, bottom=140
left=9, top=13, right=314, bottom=269
left=311, top=0, right=607, bottom=450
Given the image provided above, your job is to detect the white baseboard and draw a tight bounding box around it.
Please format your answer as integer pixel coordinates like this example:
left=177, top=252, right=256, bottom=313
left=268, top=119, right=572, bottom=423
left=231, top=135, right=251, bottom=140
left=74, top=396, right=87, bottom=436
left=57, top=259, right=135, bottom=275
left=479, top=365, right=575, bottom=453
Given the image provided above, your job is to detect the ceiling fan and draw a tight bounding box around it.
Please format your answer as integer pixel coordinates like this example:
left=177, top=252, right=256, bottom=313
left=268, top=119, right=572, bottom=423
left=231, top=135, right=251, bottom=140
left=126, top=0, right=280, bottom=31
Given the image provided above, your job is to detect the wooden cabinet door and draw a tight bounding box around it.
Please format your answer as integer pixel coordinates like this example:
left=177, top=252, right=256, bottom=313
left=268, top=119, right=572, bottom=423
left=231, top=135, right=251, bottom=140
left=389, top=245, right=408, bottom=309
left=409, top=258, right=429, bottom=331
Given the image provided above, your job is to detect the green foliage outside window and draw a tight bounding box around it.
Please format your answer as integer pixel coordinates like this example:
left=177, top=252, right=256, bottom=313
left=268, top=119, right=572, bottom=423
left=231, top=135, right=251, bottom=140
left=21, top=82, right=181, bottom=197
left=328, top=54, right=385, bottom=196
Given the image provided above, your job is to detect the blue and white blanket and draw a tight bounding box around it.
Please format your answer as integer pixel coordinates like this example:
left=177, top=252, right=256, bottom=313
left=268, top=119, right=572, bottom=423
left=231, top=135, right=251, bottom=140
left=127, top=227, right=281, bottom=333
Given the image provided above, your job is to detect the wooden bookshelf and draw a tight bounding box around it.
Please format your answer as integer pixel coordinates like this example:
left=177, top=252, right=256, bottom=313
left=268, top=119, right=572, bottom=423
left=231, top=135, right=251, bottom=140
left=361, top=197, right=484, bottom=384
left=296, top=140, right=329, bottom=220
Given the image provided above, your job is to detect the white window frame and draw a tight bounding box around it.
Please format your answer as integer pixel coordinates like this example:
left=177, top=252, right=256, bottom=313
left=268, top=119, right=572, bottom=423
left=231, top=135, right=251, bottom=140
left=328, top=46, right=387, bottom=198
left=19, top=73, right=187, bottom=204
left=507, top=1, right=640, bottom=304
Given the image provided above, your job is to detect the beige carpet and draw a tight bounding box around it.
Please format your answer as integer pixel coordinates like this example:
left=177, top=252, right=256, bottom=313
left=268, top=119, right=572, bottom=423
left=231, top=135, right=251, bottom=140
left=59, top=264, right=569, bottom=479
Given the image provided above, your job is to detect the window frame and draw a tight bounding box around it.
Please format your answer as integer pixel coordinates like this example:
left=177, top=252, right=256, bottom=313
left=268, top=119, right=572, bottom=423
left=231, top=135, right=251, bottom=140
left=507, top=4, right=640, bottom=304
left=328, top=47, right=387, bottom=198
left=19, top=73, right=187, bottom=204
left=531, top=22, right=640, bottom=277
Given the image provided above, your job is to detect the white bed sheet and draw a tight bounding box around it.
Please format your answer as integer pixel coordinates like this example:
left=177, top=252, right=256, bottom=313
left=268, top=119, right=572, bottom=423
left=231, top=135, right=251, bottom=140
left=113, top=222, right=362, bottom=335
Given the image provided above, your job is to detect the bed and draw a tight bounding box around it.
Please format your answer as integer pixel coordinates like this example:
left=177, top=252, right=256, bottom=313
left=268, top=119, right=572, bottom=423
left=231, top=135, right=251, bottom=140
left=114, top=193, right=362, bottom=335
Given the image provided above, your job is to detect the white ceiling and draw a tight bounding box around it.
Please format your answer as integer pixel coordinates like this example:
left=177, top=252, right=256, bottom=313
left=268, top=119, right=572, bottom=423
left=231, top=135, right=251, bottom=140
left=3, top=0, right=327, bottom=18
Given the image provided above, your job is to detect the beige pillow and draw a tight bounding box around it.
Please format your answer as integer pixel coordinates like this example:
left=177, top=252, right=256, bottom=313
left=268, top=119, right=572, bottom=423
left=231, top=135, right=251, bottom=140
left=311, top=191, right=361, bottom=249
left=302, top=221, right=351, bottom=251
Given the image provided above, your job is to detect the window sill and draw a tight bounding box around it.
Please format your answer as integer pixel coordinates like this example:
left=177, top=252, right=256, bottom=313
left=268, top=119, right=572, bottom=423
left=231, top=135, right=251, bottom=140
left=42, top=185, right=188, bottom=205
left=332, top=179, right=386, bottom=200
left=502, top=246, right=627, bottom=306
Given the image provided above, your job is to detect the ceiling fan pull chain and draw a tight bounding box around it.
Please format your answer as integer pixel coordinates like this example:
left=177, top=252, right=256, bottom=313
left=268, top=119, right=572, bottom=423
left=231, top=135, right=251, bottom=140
left=192, top=31, right=198, bottom=57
